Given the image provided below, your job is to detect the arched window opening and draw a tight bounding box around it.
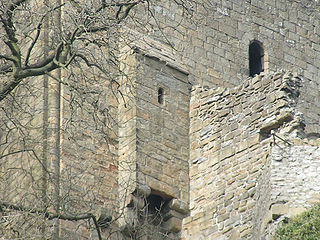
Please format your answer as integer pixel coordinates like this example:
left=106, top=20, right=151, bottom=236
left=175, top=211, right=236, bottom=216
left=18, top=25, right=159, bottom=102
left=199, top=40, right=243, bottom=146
left=249, top=40, right=264, bottom=77
left=158, top=87, right=164, bottom=104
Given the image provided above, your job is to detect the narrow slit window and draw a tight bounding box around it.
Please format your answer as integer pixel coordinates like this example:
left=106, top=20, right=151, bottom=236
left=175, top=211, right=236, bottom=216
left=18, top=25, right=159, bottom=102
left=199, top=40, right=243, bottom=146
left=158, top=87, right=164, bottom=104
left=249, top=40, right=264, bottom=77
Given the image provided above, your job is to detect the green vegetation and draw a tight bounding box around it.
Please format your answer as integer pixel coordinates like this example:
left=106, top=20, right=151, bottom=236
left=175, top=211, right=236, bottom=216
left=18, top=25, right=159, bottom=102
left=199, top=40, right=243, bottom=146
left=274, top=203, right=320, bottom=240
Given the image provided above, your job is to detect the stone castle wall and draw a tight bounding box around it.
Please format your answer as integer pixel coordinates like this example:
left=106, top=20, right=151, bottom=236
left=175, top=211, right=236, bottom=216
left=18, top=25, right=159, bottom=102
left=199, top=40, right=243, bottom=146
left=260, top=141, right=320, bottom=239
left=134, top=54, right=190, bottom=202
left=1, top=0, right=320, bottom=239
left=118, top=51, right=191, bottom=237
left=182, top=72, right=307, bottom=239
left=146, top=0, right=320, bottom=133
left=120, top=1, right=320, bottom=237
left=119, top=51, right=190, bottom=200
left=271, top=143, right=320, bottom=209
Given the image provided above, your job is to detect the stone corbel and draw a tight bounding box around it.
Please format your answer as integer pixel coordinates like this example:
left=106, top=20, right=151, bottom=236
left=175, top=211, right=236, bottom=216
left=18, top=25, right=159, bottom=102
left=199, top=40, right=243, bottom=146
left=120, top=184, right=189, bottom=238
left=162, top=199, right=189, bottom=233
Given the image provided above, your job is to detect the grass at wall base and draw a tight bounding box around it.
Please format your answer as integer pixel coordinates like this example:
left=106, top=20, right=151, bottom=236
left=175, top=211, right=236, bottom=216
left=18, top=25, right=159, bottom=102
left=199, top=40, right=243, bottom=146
left=274, top=203, right=320, bottom=240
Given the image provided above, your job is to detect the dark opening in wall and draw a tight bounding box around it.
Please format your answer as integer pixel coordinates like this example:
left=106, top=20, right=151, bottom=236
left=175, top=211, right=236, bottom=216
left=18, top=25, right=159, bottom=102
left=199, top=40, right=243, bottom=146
left=158, top=87, right=164, bottom=104
left=249, top=40, right=264, bottom=77
left=143, top=194, right=170, bottom=225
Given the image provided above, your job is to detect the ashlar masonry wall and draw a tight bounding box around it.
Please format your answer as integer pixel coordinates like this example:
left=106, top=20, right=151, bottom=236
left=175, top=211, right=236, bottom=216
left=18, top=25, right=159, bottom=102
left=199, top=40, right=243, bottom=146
left=118, top=49, right=190, bottom=238
left=141, top=0, right=320, bottom=133
left=182, top=72, right=303, bottom=240
left=134, top=54, right=190, bottom=202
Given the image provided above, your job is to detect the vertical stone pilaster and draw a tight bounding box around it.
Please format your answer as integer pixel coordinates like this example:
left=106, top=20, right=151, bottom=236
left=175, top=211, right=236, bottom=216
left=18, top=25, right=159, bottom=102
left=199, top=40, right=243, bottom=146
left=42, top=0, right=63, bottom=237
left=118, top=48, right=138, bottom=230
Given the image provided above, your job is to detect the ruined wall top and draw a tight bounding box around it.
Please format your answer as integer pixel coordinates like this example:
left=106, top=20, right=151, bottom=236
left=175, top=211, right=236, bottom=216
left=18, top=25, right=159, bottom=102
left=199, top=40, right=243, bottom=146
left=183, top=71, right=307, bottom=239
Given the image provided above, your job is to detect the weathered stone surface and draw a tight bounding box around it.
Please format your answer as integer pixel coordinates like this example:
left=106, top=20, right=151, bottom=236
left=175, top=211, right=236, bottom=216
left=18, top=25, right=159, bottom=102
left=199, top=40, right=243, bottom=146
left=4, top=1, right=320, bottom=239
left=169, top=199, right=189, bottom=215
left=164, top=209, right=185, bottom=221
left=125, top=194, right=145, bottom=209
left=135, top=184, right=151, bottom=197
left=163, top=217, right=183, bottom=233
left=184, top=72, right=318, bottom=240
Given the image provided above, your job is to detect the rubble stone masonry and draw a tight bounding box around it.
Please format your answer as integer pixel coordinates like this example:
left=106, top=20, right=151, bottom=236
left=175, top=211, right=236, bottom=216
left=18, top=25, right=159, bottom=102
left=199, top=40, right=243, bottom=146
left=182, top=71, right=320, bottom=239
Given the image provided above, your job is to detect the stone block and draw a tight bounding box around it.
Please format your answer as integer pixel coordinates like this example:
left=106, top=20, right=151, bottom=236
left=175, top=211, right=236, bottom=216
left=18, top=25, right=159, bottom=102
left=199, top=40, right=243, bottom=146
left=163, top=217, right=183, bottom=233
left=125, top=194, right=145, bottom=209
left=217, top=213, right=229, bottom=223
left=239, top=207, right=247, bottom=213
left=169, top=199, right=189, bottom=215
left=247, top=134, right=260, bottom=147
left=229, top=229, right=240, bottom=240
left=164, top=209, right=185, bottom=221
left=146, top=177, right=179, bottom=199
left=190, top=119, right=202, bottom=133
left=288, top=207, right=307, bottom=217
left=135, top=184, right=151, bottom=197
left=271, top=203, right=288, bottom=219
left=220, top=146, right=235, bottom=160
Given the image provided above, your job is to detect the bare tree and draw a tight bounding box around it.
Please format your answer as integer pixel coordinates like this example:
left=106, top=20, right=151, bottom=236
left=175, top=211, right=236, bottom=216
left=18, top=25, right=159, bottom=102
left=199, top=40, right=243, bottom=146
left=0, top=0, right=197, bottom=239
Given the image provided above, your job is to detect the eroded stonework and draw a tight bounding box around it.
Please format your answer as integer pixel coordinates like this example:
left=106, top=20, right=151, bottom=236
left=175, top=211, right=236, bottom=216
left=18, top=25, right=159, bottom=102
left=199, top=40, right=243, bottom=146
left=182, top=72, right=320, bottom=239
left=1, top=0, right=320, bottom=239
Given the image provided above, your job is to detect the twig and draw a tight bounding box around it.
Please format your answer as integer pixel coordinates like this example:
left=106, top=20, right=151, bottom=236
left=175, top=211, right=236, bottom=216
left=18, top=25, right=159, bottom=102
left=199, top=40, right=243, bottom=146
left=0, top=202, right=105, bottom=240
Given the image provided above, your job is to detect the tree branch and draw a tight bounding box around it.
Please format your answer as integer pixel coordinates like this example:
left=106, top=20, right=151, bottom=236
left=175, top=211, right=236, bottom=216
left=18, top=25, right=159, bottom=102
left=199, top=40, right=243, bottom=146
left=75, top=53, right=107, bottom=74
left=0, top=202, right=105, bottom=240
left=0, top=64, right=12, bottom=74
left=24, top=22, right=43, bottom=67
left=1, top=0, right=27, bottom=68
left=96, top=0, right=145, bottom=13
left=116, top=0, right=143, bottom=23
left=0, top=60, right=57, bottom=102
left=7, top=0, right=27, bottom=15
left=0, top=40, right=72, bottom=102
left=0, top=54, right=15, bottom=62
left=0, top=0, right=141, bottom=102
left=24, top=3, right=66, bottom=67
left=0, top=149, right=34, bottom=160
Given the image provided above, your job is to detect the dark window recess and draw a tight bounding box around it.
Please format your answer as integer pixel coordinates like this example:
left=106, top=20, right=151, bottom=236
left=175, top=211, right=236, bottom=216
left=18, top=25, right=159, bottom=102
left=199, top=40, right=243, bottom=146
left=158, top=88, right=164, bottom=104
left=249, top=41, right=264, bottom=77
left=142, top=194, right=169, bottom=225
